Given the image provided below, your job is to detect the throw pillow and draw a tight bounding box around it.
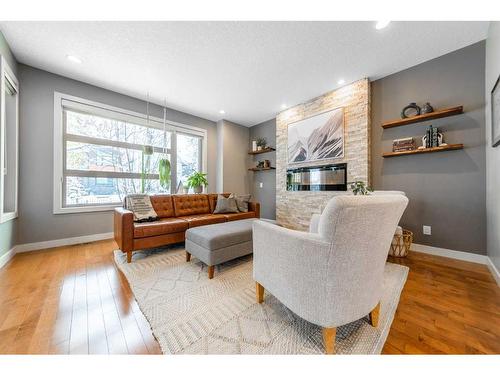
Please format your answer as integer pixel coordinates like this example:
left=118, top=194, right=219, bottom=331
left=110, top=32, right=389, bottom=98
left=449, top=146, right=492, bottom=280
left=235, top=194, right=251, bottom=212
left=213, top=194, right=239, bottom=214
left=124, top=194, right=159, bottom=222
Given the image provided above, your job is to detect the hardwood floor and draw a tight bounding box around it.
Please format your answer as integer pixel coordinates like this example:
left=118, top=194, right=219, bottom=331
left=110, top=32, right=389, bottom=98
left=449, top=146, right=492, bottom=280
left=0, top=239, right=498, bottom=354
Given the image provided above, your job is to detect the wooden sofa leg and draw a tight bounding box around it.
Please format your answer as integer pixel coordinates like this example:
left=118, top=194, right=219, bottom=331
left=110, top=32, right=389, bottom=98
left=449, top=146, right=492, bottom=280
left=126, top=251, right=132, bottom=263
left=208, top=265, right=215, bottom=279
left=369, top=302, right=380, bottom=327
left=322, top=327, right=336, bottom=354
left=256, top=282, right=264, bottom=303
left=186, top=252, right=191, bottom=262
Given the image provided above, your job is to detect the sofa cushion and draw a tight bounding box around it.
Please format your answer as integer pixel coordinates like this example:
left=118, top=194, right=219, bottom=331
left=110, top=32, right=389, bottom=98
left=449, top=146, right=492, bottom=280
left=224, top=212, right=257, bottom=221
left=213, top=194, right=239, bottom=214
left=173, top=194, right=210, bottom=216
left=181, top=214, right=226, bottom=228
left=150, top=195, right=175, bottom=218
left=208, top=193, right=231, bottom=213
left=235, top=194, right=251, bottom=212
left=134, top=217, right=189, bottom=238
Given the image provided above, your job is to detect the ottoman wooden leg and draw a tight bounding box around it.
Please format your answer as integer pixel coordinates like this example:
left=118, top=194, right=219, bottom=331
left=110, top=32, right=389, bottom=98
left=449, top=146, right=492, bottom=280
left=208, top=265, right=215, bottom=279
left=186, top=252, right=191, bottom=262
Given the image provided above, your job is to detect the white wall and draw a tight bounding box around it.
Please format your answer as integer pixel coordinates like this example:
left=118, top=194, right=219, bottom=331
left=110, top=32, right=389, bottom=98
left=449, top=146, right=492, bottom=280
left=486, top=22, right=500, bottom=271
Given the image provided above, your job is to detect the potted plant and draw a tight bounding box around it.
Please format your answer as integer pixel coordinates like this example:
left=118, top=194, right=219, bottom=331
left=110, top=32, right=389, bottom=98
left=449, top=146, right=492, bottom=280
left=256, top=137, right=267, bottom=151
left=187, top=172, right=208, bottom=194
left=350, top=181, right=373, bottom=195
left=158, top=158, right=171, bottom=191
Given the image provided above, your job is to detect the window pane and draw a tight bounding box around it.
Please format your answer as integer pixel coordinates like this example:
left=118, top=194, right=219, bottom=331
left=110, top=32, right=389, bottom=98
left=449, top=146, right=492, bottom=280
left=3, top=76, right=18, bottom=213
left=65, top=176, right=161, bottom=206
left=176, top=133, right=201, bottom=187
left=66, top=141, right=166, bottom=175
left=65, top=110, right=171, bottom=149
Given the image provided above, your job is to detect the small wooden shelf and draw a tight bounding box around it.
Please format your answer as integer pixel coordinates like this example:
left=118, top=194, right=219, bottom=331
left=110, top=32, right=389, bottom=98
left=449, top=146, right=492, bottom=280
left=382, top=144, right=464, bottom=158
left=248, top=167, right=276, bottom=171
left=248, top=147, right=276, bottom=155
left=381, top=106, right=463, bottom=129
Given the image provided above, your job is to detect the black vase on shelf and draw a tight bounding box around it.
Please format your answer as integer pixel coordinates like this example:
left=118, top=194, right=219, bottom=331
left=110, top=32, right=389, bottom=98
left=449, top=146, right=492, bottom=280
left=421, top=102, right=434, bottom=114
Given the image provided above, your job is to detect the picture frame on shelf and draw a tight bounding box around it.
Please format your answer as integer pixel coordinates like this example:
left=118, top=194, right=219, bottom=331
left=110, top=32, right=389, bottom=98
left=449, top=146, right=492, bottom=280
left=491, top=74, right=500, bottom=147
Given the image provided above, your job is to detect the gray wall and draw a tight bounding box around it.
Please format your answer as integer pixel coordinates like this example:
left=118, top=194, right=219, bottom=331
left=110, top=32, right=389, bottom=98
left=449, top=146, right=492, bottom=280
left=0, top=31, right=17, bottom=257
left=249, top=119, right=276, bottom=219
left=485, top=22, right=500, bottom=270
left=372, top=41, right=486, bottom=255
left=216, top=119, right=250, bottom=194
left=17, top=64, right=218, bottom=245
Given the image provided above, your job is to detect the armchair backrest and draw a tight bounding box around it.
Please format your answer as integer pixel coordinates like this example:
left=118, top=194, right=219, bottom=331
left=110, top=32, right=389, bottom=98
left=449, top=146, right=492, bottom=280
left=317, top=195, right=408, bottom=323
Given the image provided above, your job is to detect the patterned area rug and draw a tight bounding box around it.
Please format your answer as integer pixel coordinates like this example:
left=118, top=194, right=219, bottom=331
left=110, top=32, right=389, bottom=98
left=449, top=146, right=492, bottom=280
left=114, top=246, right=408, bottom=354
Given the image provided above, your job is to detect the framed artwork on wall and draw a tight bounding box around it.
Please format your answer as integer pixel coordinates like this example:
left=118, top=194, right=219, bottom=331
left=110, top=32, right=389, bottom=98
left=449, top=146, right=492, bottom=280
left=287, top=107, right=344, bottom=165
left=491, top=74, right=500, bottom=147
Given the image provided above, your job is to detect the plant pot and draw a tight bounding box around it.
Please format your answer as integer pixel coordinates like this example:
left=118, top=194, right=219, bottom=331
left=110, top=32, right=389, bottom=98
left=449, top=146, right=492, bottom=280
left=193, top=186, right=203, bottom=194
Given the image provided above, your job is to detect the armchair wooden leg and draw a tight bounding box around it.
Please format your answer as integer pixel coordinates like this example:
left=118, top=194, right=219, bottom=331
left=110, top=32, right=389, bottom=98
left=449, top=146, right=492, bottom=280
left=208, top=265, right=215, bottom=279
left=322, top=327, right=336, bottom=354
left=369, top=302, right=380, bottom=327
left=186, top=252, right=191, bottom=262
left=256, top=282, right=264, bottom=303
left=126, top=251, right=132, bottom=263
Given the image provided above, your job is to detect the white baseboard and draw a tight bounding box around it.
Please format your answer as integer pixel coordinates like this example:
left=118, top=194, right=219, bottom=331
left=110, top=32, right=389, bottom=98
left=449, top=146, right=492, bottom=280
left=486, top=257, right=500, bottom=287
left=411, top=243, right=488, bottom=264
left=0, top=247, right=16, bottom=269
left=14, top=232, right=114, bottom=253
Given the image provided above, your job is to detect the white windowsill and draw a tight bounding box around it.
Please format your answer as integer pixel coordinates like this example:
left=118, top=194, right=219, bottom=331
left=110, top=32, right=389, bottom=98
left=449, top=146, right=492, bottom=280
left=53, top=204, right=120, bottom=215
left=0, top=211, right=18, bottom=223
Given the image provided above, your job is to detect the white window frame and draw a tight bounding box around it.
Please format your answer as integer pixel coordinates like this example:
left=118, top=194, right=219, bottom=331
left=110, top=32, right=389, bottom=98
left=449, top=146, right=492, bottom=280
left=53, top=92, right=207, bottom=214
left=0, top=56, right=19, bottom=224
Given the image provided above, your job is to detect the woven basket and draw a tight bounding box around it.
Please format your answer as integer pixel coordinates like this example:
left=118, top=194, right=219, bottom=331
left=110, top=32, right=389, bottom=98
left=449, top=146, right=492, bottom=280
left=389, top=229, right=413, bottom=257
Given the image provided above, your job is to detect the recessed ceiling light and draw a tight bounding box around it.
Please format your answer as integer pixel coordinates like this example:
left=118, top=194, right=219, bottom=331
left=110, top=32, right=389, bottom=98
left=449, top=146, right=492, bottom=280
left=281, top=104, right=287, bottom=109
left=66, top=54, right=82, bottom=64
left=375, top=21, right=391, bottom=30
left=219, top=110, right=225, bottom=114
left=338, top=79, right=345, bottom=85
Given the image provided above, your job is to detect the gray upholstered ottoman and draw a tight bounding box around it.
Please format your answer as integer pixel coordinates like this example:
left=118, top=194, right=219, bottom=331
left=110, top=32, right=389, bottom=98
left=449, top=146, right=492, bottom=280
left=185, top=219, right=255, bottom=279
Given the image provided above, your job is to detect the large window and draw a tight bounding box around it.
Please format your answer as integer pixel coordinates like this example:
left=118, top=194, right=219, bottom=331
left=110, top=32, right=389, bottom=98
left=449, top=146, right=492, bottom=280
left=0, top=56, right=19, bottom=223
left=54, top=93, right=206, bottom=213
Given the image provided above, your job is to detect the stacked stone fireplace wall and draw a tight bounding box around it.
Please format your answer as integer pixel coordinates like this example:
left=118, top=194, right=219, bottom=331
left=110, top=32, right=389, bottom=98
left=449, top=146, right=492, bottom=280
left=276, top=78, right=371, bottom=230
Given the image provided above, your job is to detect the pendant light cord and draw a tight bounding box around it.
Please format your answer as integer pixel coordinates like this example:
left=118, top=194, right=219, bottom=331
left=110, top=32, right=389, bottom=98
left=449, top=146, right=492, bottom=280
left=163, top=98, right=167, bottom=156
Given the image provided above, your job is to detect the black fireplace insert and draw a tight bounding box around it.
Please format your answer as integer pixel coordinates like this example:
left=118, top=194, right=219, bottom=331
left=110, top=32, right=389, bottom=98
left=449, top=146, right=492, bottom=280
left=286, top=163, right=347, bottom=191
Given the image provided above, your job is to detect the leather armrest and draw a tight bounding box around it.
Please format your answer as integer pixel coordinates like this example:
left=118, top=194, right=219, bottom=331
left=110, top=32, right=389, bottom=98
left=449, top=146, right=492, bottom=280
left=114, top=207, right=134, bottom=252
left=249, top=201, right=260, bottom=218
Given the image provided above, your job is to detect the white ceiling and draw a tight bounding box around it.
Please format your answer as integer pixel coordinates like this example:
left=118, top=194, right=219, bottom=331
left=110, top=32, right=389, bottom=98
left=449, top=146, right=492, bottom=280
left=0, top=21, right=489, bottom=126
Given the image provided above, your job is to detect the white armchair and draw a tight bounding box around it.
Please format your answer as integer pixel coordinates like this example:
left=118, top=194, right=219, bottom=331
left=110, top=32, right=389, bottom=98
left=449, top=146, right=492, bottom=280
left=253, top=194, right=408, bottom=354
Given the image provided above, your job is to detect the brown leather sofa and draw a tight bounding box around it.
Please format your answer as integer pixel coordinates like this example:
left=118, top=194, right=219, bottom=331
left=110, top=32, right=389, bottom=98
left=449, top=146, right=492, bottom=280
left=114, top=193, right=260, bottom=263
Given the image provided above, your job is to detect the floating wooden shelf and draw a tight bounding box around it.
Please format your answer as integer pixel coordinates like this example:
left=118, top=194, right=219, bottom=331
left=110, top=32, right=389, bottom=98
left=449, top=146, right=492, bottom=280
left=381, top=106, right=463, bottom=129
left=248, top=167, right=276, bottom=171
left=382, top=144, right=464, bottom=158
left=248, top=147, right=276, bottom=155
